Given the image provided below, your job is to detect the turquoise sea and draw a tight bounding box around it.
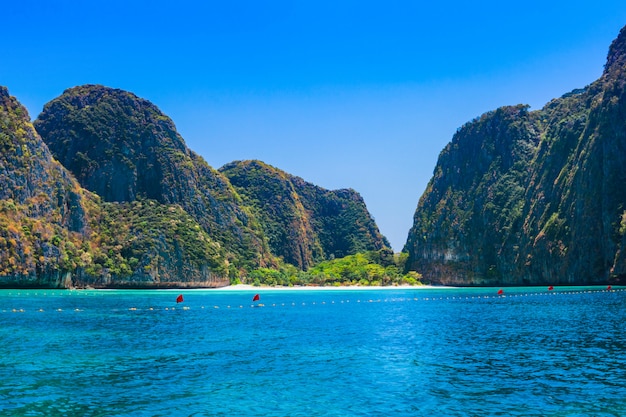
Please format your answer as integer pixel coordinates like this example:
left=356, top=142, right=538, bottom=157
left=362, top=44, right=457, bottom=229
left=1, top=286, right=625, bottom=416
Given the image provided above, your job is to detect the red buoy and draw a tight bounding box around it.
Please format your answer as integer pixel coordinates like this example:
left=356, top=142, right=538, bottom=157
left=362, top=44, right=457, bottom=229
left=548, top=285, right=554, bottom=291
left=497, top=289, right=504, bottom=295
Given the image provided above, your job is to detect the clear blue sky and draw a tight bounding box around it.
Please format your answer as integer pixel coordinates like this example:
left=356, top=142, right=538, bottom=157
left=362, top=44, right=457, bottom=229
left=3, top=1, right=626, bottom=251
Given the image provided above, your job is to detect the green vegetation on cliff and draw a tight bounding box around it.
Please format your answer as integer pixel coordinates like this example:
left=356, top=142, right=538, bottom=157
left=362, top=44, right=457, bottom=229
left=0, top=87, right=230, bottom=288
left=0, top=85, right=392, bottom=288
left=404, top=25, right=626, bottom=286
left=81, top=199, right=229, bottom=288
left=34, top=85, right=275, bottom=273
left=220, top=160, right=323, bottom=270
left=220, top=160, right=390, bottom=270
left=0, top=86, right=90, bottom=287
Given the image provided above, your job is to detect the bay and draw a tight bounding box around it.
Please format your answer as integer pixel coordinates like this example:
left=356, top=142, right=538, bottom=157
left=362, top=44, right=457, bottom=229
left=1, top=286, right=625, bottom=416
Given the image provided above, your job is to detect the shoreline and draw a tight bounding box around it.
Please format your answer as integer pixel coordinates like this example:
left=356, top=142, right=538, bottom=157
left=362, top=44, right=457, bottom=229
left=216, top=284, right=445, bottom=291
left=2, top=284, right=618, bottom=292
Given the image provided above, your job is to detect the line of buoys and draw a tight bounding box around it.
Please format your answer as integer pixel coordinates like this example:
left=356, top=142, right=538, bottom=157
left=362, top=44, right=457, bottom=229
left=1, top=288, right=623, bottom=314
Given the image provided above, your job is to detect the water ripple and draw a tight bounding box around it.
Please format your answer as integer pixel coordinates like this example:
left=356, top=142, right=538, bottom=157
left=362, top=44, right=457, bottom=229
left=1, top=287, right=625, bottom=416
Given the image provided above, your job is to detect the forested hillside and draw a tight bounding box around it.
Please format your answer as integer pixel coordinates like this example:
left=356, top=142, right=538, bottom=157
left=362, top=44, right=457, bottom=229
left=0, top=85, right=390, bottom=287
left=220, top=160, right=389, bottom=269
left=0, top=86, right=229, bottom=288
left=34, top=85, right=274, bottom=273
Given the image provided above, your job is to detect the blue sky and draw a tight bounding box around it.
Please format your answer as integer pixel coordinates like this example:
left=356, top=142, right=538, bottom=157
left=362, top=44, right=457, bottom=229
left=3, top=1, right=626, bottom=251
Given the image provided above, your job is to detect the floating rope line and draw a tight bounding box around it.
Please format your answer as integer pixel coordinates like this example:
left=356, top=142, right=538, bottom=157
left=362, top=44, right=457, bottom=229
left=1, top=288, right=624, bottom=314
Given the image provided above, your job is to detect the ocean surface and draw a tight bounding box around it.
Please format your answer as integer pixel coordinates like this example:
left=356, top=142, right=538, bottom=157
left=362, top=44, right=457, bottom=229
left=1, top=286, right=625, bottom=416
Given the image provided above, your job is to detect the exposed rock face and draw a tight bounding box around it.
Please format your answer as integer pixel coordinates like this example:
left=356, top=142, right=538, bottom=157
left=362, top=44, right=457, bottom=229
left=1, top=84, right=392, bottom=287
left=0, top=86, right=229, bottom=288
left=220, top=160, right=390, bottom=269
left=0, top=87, right=86, bottom=231
left=404, top=25, right=626, bottom=286
left=0, top=86, right=88, bottom=287
left=34, top=85, right=274, bottom=272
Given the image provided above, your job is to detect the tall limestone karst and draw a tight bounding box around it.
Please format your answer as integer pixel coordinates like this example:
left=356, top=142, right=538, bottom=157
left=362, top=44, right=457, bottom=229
left=0, top=86, right=230, bottom=288
left=34, top=85, right=275, bottom=274
left=34, top=85, right=389, bottom=276
left=220, top=160, right=390, bottom=269
left=0, top=86, right=88, bottom=287
left=404, top=25, right=626, bottom=286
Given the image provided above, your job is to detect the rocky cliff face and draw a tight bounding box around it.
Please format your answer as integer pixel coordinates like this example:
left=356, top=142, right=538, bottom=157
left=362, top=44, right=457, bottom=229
left=0, top=86, right=90, bottom=287
left=404, top=25, right=626, bottom=286
left=221, top=160, right=389, bottom=269
left=22, top=84, right=389, bottom=283
left=0, top=86, right=230, bottom=288
left=34, top=85, right=274, bottom=272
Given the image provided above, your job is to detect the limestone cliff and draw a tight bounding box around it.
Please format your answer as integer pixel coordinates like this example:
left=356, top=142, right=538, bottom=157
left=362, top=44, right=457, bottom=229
left=0, top=86, right=229, bottom=288
left=220, top=160, right=390, bottom=269
left=34, top=85, right=274, bottom=272
left=0, top=86, right=89, bottom=287
left=1, top=84, right=393, bottom=286
left=404, top=25, right=626, bottom=286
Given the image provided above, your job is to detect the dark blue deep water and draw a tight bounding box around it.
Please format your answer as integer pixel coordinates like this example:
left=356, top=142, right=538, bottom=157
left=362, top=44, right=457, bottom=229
left=1, top=286, right=625, bottom=416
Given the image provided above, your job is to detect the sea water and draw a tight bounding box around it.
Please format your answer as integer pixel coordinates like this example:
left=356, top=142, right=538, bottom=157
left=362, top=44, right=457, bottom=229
left=1, top=286, right=625, bottom=416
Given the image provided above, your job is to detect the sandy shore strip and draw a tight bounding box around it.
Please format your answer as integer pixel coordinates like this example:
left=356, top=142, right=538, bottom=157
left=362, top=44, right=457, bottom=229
left=217, top=284, right=447, bottom=291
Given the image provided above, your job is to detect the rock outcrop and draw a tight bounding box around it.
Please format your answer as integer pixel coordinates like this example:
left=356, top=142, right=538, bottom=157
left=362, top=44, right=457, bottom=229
left=34, top=85, right=274, bottom=272
left=0, top=86, right=89, bottom=287
left=0, top=85, right=390, bottom=287
left=404, top=25, right=626, bottom=286
left=220, top=160, right=390, bottom=269
left=0, top=86, right=229, bottom=288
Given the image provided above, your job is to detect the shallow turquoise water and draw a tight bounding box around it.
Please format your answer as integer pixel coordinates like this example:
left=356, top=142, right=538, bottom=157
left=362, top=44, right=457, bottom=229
left=1, top=286, right=625, bottom=416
